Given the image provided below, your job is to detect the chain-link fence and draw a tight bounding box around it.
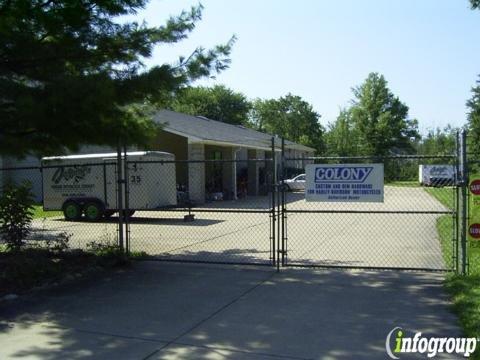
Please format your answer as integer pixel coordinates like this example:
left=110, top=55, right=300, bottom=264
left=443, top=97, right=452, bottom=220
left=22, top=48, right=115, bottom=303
left=0, top=152, right=279, bottom=266
left=280, top=155, right=458, bottom=271
left=2, top=132, right=476, bottom=273
left=0, top=162, right=119, bottom=253
left=124, top=157, right=277, bottom=265
left=466, top=136, right=480, bottom=275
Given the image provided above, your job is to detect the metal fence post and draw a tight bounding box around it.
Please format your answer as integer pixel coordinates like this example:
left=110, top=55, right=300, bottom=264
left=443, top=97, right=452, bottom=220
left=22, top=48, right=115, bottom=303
left=281, top=137, right=286, bottom=266
left=271, top=137, right=276, bottom=268
left=117, top=142, right=124, bottom=251
left=454, top=131, right=460, bottom=272
left=276, top=140, right=281, bottom=271
left=459, top=130, right=468, bottom=275
left=123, top=145, right=130, bottom=255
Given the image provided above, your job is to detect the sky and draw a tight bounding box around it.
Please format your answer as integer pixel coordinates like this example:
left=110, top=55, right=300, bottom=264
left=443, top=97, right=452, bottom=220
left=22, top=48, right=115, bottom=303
left=127, top=0, right=480, bottom=135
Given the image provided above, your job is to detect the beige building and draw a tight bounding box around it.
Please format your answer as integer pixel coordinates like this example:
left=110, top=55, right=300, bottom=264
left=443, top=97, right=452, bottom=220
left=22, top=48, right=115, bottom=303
left=0, top=110, right=315, bottom=204
left=150, top=110, right=315, bottom=203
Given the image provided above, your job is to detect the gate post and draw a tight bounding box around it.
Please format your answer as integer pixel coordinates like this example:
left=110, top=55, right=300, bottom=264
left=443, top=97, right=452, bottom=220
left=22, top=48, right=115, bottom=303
left=116, top=141, right=125, bottom=251
left=123, top=145, right=130, bottom=255
left=271, top=137, right=276, bottom=267
left=281, top=138, right=286, bottom=266
left=459, top=130, right=468, bottom=275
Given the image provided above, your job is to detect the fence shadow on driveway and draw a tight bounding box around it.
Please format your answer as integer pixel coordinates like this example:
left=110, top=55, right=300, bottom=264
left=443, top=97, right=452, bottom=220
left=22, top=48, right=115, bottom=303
left=0, top=262, right=461, bottom=360
left=50, top=217, right=225, bottom=227
left=150, top=247, right=272, bottom=265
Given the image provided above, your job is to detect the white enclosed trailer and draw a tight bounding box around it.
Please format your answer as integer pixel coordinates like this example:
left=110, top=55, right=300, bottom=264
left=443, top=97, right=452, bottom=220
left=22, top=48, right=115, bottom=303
left=42, top=151, right=177, bottom=220
left=418, top=164, right=456, bottom=186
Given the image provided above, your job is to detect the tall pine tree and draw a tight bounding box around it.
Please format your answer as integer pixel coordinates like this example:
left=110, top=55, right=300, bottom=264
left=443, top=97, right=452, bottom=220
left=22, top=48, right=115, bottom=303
left=0, top=1, right=235, bottom=156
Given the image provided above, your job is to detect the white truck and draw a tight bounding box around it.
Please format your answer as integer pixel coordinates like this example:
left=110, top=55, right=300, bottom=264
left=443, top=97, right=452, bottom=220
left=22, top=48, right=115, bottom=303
left=418, top=164, right=456, bottom=186
left=42, top=151, right=177, bottom=221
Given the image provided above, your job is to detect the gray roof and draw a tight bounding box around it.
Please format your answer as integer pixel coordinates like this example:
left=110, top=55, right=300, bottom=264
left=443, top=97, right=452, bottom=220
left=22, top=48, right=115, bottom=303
left=153, top=110, right=315, bottom=152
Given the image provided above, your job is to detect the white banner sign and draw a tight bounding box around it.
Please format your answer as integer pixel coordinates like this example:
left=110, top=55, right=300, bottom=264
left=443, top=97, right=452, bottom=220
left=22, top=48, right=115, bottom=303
left=305, top=164, right=384, bottom=202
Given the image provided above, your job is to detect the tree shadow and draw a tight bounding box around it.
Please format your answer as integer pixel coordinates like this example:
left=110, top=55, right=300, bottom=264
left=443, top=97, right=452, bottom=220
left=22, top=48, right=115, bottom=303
left=196, top=193, right=305, bottom=210
left=50, top=217, right=224, bottom=227
left=0, top=259, right=462, bottom=359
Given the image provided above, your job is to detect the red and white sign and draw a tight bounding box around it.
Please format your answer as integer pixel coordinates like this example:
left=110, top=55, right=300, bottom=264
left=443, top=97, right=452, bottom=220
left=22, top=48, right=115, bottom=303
left=469, top=223, right=480, bottom=239
left=470, top=179, right=480, bottom=196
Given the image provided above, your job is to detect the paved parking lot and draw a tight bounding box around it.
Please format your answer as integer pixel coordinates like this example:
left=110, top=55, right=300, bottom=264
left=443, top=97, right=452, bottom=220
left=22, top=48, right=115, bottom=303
left=32, top=186, right=452, bottom=270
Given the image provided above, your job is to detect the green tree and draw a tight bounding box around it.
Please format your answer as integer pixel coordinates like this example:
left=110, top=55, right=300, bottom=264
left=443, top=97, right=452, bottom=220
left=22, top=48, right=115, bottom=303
left=250, top=94, right=325, bottom=153
left=348, top=73, right=419, bottom=156
left=466, top=77, right=480, bottom=157
left=167, top=85, right=251, bottom=125
left=0, top=1, right=235, bottom=156
left=417, top=126, right=457, bottom=157
left=325, top=108, right=362, bottom=156
left=467, top=2, right=480, bottom=158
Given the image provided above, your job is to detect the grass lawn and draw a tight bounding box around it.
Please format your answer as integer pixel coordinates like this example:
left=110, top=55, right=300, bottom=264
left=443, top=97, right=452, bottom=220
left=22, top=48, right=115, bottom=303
left=424, top=186, right=455, bottom=209
left=385, top=180, right=419, bottom=187
left=424, top=186, right=480, bottom=358
left=445, top=275, right=480, bottom=359
left=424, top=186, right=480, bottom=274
left=32, top=204, right=62, bottom=219
left=424, top=186, right=457, bottom=269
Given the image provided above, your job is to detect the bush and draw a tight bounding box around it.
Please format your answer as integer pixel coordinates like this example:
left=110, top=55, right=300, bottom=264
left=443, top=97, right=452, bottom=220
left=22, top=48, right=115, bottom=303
left=87, top=240, right=122, bottom=256
left=86, top=240, right=129, bottom=266
left=0, top=182, right=34, bottom=251
left=44, top=231, right=71, bottom=254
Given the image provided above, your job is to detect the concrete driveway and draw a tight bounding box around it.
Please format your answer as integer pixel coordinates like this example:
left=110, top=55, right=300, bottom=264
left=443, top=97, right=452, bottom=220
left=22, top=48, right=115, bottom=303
left=0, top=262, right=461, bottom=359
left=31, top=186, right=454, bottom=270
left=283, top=186, right=451, bottom=269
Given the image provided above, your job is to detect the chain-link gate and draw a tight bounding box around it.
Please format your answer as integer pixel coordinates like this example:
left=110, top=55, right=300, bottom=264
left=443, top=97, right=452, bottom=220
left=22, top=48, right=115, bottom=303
left=1, top=132, right=474, bottom=273
left=278, top=141, right=462, bottom=272
left=123, top=142, right=279, bottom=266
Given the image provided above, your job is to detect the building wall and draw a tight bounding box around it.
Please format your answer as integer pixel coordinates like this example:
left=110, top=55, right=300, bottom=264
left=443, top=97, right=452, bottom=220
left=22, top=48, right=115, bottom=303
left=247, top=149, right=261, bottom=196
left=152, top=130, right=188, bottom=188
left=188, top=143, right=205, bottom=203
left=0, top=128, right=314, bottom=204
left=236, top=148, right=248, bottom=178
left=1, top=155, right=45, bottom=202
left=204, top=145, right=237, bottom=200
left=221, top=147, right=235, bottom=199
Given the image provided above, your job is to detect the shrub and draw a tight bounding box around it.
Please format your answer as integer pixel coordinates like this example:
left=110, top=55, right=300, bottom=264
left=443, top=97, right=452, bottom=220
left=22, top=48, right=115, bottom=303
left=86, top=240, right=129, bottom=266
left=44, top=231, right=71, bottom=254
left=0, top=182, right=34, bottom=251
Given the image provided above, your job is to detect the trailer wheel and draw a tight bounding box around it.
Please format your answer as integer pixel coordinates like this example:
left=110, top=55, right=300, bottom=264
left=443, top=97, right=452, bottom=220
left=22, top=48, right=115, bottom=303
left=63, top=201, right=82, bottom=221
left=84, top=201, right=105, bottom=221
